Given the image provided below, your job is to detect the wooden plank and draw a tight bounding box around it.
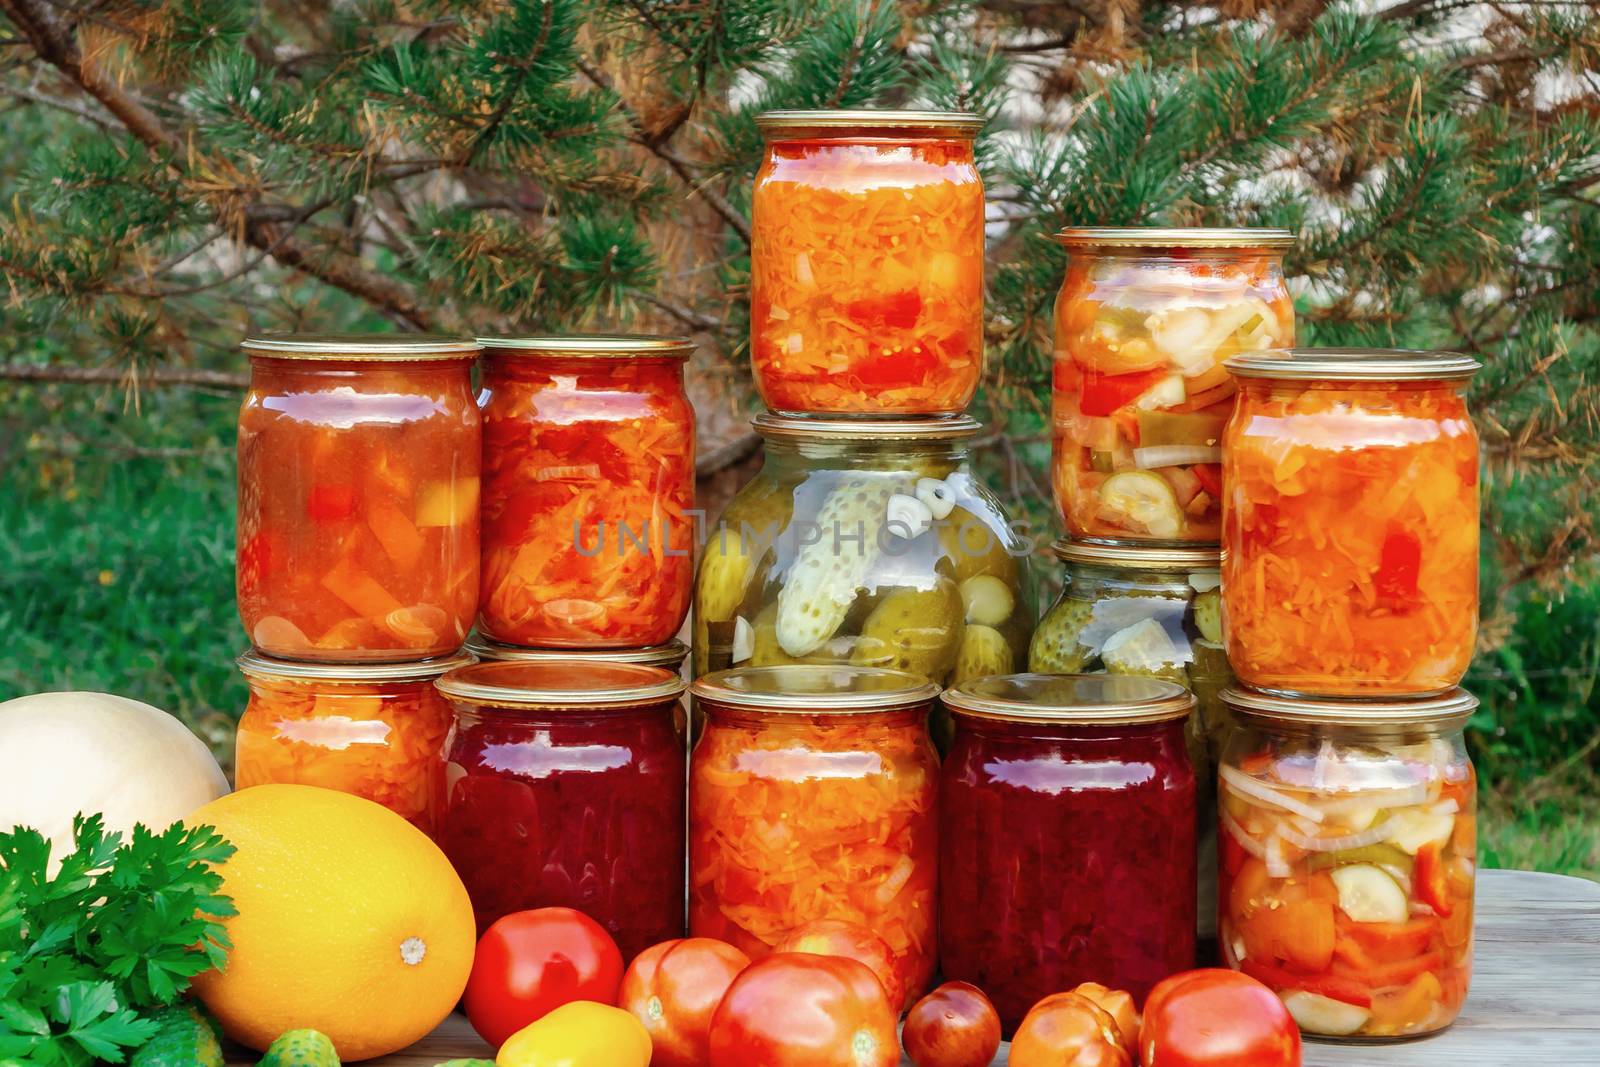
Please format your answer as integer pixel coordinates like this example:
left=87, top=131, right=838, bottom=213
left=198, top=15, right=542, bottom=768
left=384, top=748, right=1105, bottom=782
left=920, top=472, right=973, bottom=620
left=227, top=869, right=1600, bottom=1066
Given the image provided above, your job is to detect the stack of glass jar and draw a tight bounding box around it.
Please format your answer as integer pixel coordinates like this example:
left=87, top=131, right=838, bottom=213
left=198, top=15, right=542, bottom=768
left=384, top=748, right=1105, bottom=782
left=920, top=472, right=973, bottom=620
left=685, top=109, right=1038, bottom=1012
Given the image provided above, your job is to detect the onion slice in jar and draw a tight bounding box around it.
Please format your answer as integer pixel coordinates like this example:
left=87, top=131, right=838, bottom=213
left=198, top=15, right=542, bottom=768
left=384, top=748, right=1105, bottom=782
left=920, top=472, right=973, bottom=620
left=1276, top=821, right=1397, bottom=854
left=1133, top=445, right=1223, bottom=469
left=1221, top=765, right=1327, bottom=823
left=1265, top=832, right=1291, bottom=878
left=1221, top=808, right=1267, bottom=859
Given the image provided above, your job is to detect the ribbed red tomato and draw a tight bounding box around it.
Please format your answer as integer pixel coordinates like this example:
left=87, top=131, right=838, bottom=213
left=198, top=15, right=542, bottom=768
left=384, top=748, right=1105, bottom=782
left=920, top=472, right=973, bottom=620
left=1140, top=969, right=1301, bottom=1067
left=708, top=953, right=898, bottom=1067
left=1010, top=992, right=1130, bottom=1067
left=619, top=938, right=751, bottom=1067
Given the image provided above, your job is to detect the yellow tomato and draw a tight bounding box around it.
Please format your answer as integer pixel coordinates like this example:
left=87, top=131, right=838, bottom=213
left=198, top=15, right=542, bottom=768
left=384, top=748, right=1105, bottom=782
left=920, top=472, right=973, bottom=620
left=496, top=1001, right=652, bottom=1067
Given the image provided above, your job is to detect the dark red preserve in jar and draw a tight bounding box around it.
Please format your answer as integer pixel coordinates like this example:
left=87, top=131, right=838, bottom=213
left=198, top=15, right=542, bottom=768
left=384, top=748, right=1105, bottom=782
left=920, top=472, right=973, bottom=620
left=939, top=673, right=1197, bottom=1031
left=433, top=660, right=688, bottom=959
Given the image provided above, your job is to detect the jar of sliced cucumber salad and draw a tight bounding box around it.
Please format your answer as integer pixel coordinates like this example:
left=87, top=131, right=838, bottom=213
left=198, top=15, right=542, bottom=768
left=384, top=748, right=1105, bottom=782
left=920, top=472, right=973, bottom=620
left=1050, top=228, right=1295, bottom=544
left=1028, top=539, right=1234, bottom=946
left=693, top=414, right=1038, bottom=744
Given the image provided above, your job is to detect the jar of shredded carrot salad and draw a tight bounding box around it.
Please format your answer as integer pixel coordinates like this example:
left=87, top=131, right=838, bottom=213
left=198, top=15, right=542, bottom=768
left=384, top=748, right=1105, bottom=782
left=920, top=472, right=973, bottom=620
left=234, top=650, right=474, bottom=834
left=236, top=334, right=481, bottom=661
left=477, top=335, right=696, bottom=648
left=689, top=665, right=940, bottom=1011
left=1217, top=687, right=1477, bottom=1041
left=1222, top=349, right=1481, bottom=696
left=751, top=110, right=985, bottom=416
left=1051, top=228, right=1295, bottom=543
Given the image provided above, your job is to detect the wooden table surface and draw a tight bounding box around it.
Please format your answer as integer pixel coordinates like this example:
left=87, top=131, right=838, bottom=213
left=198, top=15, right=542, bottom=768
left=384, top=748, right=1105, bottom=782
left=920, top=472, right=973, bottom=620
left=230, top=869, right=1600, bottom=1066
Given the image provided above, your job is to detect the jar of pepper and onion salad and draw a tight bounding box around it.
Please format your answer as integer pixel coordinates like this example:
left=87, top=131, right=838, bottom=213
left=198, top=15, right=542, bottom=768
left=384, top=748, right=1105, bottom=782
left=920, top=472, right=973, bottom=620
left=476, top=335, right=696, bottom=649
left=689, top=665, right=941, bottom=1012
left=1051, top=228, right=1295, bottom=543
left=433, top=660, right=688, bottom=959
left=234, top=650, right=474, bottom=835
left=938, top=673, right=1198, bottom=1032
left=750, top=109, right=985, bottom=416
left=1222, top=349, right=1481, bottom=696
left=236, top=334, right=482, bottom=661
left=1217, top=687, right=1478, bottom=1041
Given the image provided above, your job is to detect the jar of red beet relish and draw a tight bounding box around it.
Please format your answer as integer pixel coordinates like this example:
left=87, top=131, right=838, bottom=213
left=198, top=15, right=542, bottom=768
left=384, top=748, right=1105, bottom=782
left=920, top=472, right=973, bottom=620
left=939, top=673, right=1197, bottom=1032
left=433, top=660, right=688, bottom=959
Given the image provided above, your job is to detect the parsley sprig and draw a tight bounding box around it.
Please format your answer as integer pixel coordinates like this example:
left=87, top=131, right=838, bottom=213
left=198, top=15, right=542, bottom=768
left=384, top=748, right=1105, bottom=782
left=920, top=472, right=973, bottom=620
left=0, top=815, right=235, bottom=1065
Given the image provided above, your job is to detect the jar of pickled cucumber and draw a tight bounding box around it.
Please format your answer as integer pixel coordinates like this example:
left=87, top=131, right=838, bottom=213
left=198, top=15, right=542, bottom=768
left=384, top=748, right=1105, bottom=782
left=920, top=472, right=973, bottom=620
left=693, top=415, right=1038, bottom=712
left=1028, top=539, right=1233, bottom=947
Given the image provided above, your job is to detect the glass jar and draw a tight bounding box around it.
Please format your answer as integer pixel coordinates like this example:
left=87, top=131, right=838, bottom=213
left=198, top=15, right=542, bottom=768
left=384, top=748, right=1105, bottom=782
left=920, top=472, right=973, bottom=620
left=1217, top=687, right=1477, bottom=1041
left=689, top=665, right=941, bottom=1011
left=1222, top=350, right=1481, bottom=696
left=478, top=335, right=696, bottom=648
left=1051, top=228, right=1295, bottom=543
left=1028, top=539, right=1233, bottom=947
left=236, top=334, right=481, bottom=661
left=939, top=674, right=1197, bottom=1031
left=464, top=634, right=688, bottom=673
left=434, top=660, right=688, bottom=958
left=693, top=415, right=1037, bottom=697
left=751, top=110, right=985, bottom=416
left=234, top=650, right=473, bottom=834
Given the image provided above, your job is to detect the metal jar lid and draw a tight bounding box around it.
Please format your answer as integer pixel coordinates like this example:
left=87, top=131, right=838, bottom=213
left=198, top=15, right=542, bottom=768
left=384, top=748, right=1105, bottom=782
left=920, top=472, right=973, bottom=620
left=1052, top=538, right=1220, bottom=571
left=942, top=672, right=1195, bottom=725
left=241, top=334, right=480, bottom=361
left=1222, top=686, right=1478, bottom=729
left=463, top=635, right=688, bottom=671
left=238, top=649, right=477, bottom=684
left=436, top=660, right=687, bottom=709
left=756, top=109, right=983, bottom=136
left=477, top=334, right=695, bottom=360
left=1053, top=227, right=1296, bottom=252
left=1225, top=347, right=1481, bottom=383
left=692, top=665, right=941, bottom=714
left=752, top=412, right=981, bottom=443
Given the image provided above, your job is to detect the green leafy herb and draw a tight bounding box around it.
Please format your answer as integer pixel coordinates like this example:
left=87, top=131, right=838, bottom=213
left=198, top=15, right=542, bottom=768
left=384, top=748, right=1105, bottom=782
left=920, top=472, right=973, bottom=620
left=0, top=815, right=235, bottom=1066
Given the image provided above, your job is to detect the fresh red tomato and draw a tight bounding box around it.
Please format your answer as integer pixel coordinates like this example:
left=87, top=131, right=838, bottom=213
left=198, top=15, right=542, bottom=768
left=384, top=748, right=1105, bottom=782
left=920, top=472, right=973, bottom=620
left=305, top=482, right=357, bottom=522
left=1010, top=992, right=1129, bottom=1067
left=1069, top=982, right=1140, bottom=1055
left=1140, top=969, right=1301, bottom=1067
left=707, top=953, right=898, bottom=1067
left=776, top=919, right=903, bottom=1011
left=463, top=907, right=625, bottom=1049
left=901, top=981, right=1001, bottom=1067
left=1078, top=367, right=1169, bottom=417
left=619, top=938, right=751, bottom=1067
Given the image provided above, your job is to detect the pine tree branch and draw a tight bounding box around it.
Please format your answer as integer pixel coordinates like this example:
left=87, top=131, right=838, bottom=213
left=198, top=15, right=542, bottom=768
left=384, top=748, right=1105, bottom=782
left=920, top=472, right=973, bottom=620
left=0, top=362, right=248, bottom=388
left=0, top=0, right=436, bottom=330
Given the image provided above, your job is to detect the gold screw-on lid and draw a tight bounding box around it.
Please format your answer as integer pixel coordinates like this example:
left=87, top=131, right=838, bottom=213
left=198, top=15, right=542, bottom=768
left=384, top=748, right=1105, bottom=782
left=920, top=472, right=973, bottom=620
left=477, top=334, right=695, bottom=360
left=240, top=334, right=480, bottom=361
left=756, top=109, right=983, bottom=136
left=237, top=649, right=477, bottom=684
left=1225, top=348, right=1481, bottom=383
left=1221, top=686, right=1479, bottom=728
left=942, top=672, right=1195, bottom=725
left=463, top=635, right=689, bottom=670
left=1052, top=538, right=1221, bottom=571
left=1053, top=227, right=1296, bottom=252
left=691, top=665, right=941, bottom=714
left=752, top=412, right=982, bottom=442
left=436, top=660, right=687, bottom=709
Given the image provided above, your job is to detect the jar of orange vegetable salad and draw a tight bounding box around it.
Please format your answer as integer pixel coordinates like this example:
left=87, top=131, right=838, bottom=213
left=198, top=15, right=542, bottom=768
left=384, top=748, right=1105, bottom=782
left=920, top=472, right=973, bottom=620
left=689, top=665, right=941, bottom=1012
left=751, top=110, right=985, bottom=416
left=1222, top=349, right=1481, bottom=696
left=237, top=334, right=481, bottom=661
left=1218, top=687, right=1477, bottom=1041
left=477, top=335, right=696, bottom=649
left=1051, top=228, right=1295, bottom=543
left=235, top=649, right=474, bottom=834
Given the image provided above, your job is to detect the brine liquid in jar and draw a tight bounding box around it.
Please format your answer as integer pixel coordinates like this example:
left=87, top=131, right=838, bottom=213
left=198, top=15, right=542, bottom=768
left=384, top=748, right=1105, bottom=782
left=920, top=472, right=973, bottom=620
left=1051, top=229, right=1295, bottom=543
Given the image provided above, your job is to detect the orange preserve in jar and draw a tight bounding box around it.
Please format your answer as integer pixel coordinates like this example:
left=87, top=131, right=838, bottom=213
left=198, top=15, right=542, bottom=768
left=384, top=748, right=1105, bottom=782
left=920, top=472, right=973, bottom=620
left=689, top=665, right=940, bottom=1011
left=751, top=110, right=985, bottom=416
left=477, top=336, right=696, bottom=648
left=234, top=650, right=473, bottom=834
left=236, top=334, right=481, bottom=661
left=1052, top=229, right=1295, bottom=543
left=1222, top=350, right=1481, bottom=696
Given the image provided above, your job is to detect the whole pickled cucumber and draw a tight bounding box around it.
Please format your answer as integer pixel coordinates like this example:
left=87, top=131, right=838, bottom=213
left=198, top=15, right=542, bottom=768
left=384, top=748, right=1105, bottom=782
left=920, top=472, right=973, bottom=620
left=951, top=623, right=1015, bottom=684
left=850, top=581, right=965, bottom=680
left=1192, top=588, right=1223, bottom=644
left=750, top=603, right=856, bottom=666
left=776, top=472, right=911, bottom=656
left=1101, top=617, right=1189, bottom=685
left=698, top=528, right=758, bottom=623
left=938, top=506, right=1020, bottom=586
left=1029, top=597, right=1096, bottom=673
left=131, top=1006, right=223, bottom=1067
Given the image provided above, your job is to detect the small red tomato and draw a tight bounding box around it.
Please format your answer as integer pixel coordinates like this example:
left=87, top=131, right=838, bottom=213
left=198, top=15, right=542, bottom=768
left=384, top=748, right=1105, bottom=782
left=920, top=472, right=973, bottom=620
left=776, top=918, right=904, bottom=1011
left=902, top=981, right=1001, bottom=1067
left=1011, top=992, right=1130, bottom=1067
left=463, top=907, right=625, bottom=1049
left=708, top=953, right=898, bottom=1067
left=1070, top=982, right=1140, bottom=1054
left=1140, top=969, right=1301, bottom=1067
left=619, top=937, right=751, bottom=1067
